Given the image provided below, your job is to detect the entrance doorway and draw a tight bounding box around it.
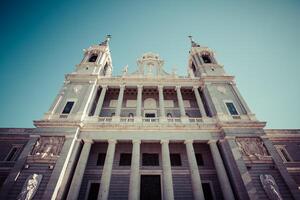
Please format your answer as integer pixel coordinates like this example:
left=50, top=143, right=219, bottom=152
left=140, top=175, right=162, bottom=200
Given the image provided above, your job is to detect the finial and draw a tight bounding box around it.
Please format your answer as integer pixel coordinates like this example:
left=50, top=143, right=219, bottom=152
left=99, top=34, right=111, bottom=46
left=188, top=35, right=200, bottom=47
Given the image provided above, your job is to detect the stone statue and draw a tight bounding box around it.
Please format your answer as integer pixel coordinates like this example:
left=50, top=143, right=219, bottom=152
left=236, top=137, right=269, bottom=159
left=122, top=65, right=128, bottom=76
left=260, top=174, right=283, bottom=200
left=17, top=174, right=43, bottom=200
left=188, top=67, right=195, bottom=78
left=31, top=137, right=64, bottom=159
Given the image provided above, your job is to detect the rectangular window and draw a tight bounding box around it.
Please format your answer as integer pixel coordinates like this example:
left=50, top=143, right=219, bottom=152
left=276, top=145, right=293, bottom=162
left=96, top=153, right=106, bottom=166
left=5, top=146, right=19, bottom=161
left=142, top=153, right=159, bottom=166
left=119, top=153, right=132, bottom=166
left=195, top=153, right=204, bottom=166
left=87, top=182, right=100, bottom=200
left=170, top=153, right=182, bottom=166
left=225, top=102, right=239, bottom=116
left=202, top=182, right=214, bottom=200
left=62, top=101, right=74, bottom=114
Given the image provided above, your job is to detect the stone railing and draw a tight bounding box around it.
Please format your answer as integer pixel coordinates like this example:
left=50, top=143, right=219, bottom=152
left=98, top=117, right=113, bottom=123
left=167, top=118, right=181, bottom=123
left=142, top=117, right=159, bottom=123
left=188, top=118, right=203, bottom=123
left=120, top=117, right=134, bottom=123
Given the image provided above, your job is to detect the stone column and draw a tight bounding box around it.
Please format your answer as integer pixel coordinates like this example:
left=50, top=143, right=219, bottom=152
left=175, top=86, right=187, bottom=122
left=129, top=140, right=141, bottom=200
left=208, top=140, right=235, bottom=200
left=95, top=51, right=102, bottom=64
left=94, top=85, right=108, bottom=116
left=98, top=139, right=117, bottom=200
left=135, top=85, right=143, bottom=122
left=66, top=140, right=93, bottom=200
left=158, top=85, right=166, bottom=121
left=193, top=86, right=207, bottom=118
left=113, top=85, right=125, bottom=121
left=161, top=140, right=175, bottom=200
left=184, top=140, right=205, bottom=200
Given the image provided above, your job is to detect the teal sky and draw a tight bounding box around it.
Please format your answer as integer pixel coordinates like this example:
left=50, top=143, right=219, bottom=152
left=0, top=0, right=299, bottom=129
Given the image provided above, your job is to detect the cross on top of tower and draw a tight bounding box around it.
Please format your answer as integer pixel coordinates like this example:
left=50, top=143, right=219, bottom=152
left=99, top=34, right=111, bottom=46
left=188, top=35, right=200, bottom=47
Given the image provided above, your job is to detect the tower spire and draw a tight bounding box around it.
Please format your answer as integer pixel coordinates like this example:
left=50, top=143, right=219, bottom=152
left=188, top=35, right=200, bottom=47
left=99, top=34, right=111, bottom=46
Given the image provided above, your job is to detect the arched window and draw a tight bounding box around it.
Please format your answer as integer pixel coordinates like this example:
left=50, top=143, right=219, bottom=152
left=167, top=113, right=172, bottom=118
left=201, top=54, right=212, bottom=64
left=128, top=113, right=134, bottom=118
left=111, top=112, right=115, bottom=117
left=88, top=54, right=98, bottom=62
left=185, top=113, right=190, bottom=117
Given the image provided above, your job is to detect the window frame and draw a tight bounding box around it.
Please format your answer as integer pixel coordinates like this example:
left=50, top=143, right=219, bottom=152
left=170, top=153, right=182, bottom=166
left=84, top=180, right=100, bottom=200
left=88, top=54, right=98, bottom=63
left=275, top=145, right=293, bottom=163
left=223, top=100, right=240, bottom=116
left=119, top=153, right=132, bottom=166
left=195, top=153, right=204, bottom=166
left=142, top=153, right=160, bottom=166
left=61, top=99, right=77, bottom=115
left=4, top=144, right=23, bottom=162
left=96, top=153, right=106, bottom=166
left=201, top=181, right=216, bottom=200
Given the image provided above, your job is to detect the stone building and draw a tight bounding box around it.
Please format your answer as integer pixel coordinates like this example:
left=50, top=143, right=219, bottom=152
left=0, top=36, right=299, bottom=200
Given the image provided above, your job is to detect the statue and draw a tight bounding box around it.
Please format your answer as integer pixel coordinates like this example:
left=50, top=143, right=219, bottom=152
left=31, top=137, right=64, bottom=159
left=188, top=67, right=195, bottom=78
left=122, top=65, right=128, bottom=76
left=236, top=137, right=269, bottom=159
left=260, top=174, right=283, bottom=200
left=17, top=174, right=43, bottom=200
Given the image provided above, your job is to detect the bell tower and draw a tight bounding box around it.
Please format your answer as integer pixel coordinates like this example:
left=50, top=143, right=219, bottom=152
left=187, top=36, right=226, bottom=78
left=75, top=35, right=113, bottom=77
left=44, top=35, right=113, bottom=121
left=188, top=36, right=256, bottom=121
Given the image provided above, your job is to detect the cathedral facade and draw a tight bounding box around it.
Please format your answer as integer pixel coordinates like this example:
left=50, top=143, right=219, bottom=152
left=0, top=36, right=299, bottom=200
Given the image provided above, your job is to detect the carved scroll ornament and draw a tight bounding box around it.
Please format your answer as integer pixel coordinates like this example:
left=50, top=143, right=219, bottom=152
left=236, top=137, right=269, bottom=159
left=260, top=174, right=283, bottom=200
left=17, top=174, right=43, bottom=200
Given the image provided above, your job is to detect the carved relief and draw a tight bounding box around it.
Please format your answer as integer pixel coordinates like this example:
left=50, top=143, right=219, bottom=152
left=31, top=137, right=64, bottom=159
left=260, top=174, right=283, bottom=200
left=17, top=174, right=43, bottom=200
left=236, top=137, right=269, bottom=159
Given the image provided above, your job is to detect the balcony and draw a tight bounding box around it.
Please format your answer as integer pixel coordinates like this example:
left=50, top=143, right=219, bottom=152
left=93, top=116, right=203, bottom=124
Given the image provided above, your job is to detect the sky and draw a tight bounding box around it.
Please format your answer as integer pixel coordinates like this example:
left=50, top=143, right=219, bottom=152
left=0, top=0, right=299, bottom=129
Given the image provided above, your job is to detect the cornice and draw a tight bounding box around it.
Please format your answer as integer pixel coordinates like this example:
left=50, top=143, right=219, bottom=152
left=33, top=120, right=82, bottom=128
left=217, top=121, right=267, bottom=129
left=64, top=74, right=235, bottom=87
